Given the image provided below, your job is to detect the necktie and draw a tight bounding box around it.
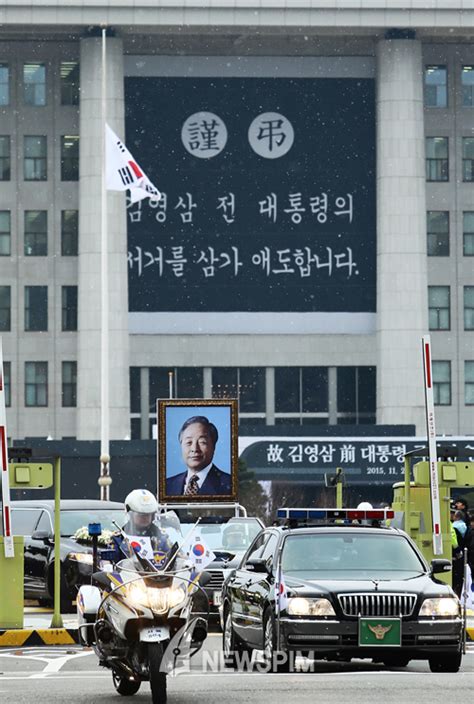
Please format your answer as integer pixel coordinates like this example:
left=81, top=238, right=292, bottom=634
left=185, top=474, right=199, bottom=496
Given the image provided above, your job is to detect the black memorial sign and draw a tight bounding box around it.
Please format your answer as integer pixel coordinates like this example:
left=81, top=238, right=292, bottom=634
left=125, top=77, right=375, bottom=316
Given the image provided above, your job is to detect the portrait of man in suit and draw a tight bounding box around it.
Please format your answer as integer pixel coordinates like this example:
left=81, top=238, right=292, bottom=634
left=165, top=415, right=232, bottom=497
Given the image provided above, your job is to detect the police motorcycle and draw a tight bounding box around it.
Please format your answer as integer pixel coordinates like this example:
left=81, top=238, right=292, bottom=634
left=77, top=492, right=210, bottom=703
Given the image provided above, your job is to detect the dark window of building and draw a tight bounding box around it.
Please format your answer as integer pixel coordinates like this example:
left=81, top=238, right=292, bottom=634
left=0, top=136, right=10, bottom=180
left=25, top=361, right=48, bottom=406
left=60, top=61, right=79, bottom=105
left=62, top=361, right=77, bottom=407
left=239, top=368, right=265, bottom=412
left=60, top=135, right=79, bottom=181
left=461, top=65, right=474, bottom=107
left=337, top=367, right=376, bottom=424
left=427, top=211, right=449, bottom=256
left=3, top=361, right=11, bottom=406
left=61, top=286, right=78, bottom=331
left=23, top=63, right=46, bottom=106
left=302, top=367, right=328, bottom=413
left=149, top=367, right=174, bottom=412
left=61, top=210, right=78, bottom=256
left=428, top=286, right=450, bottom=330
left=130, top=367, right=141, bottom=414
left=131, top=417, right=141, bottom=440
left=212, top=368, right=238, bottom=399
left=0, top=63, right=9, bottom=106
left=462, top=137, right=474, bottom=182
left=424, top=65, right=447, bottom=107
left=465, top=361, right=474, bottom=405
left=24, top=210, right=47, bottom=256
left=275, top=367, right=300, bottom=413
left=432, top=361, right=451, bottom=405
left=0, top=211, right=11, bottom=256
left=426, top=137, right=448, bottom=181
left=176, top=367, right=204, bottom=399
left=25, top=285, right=47, bottom=331
left=24, top=136, right=47, bottom=180
left=0, top=286, right=11, bottom=331
left=464, top=286, right=474, bottom=330
left=464, top=212, right=474, bottom=256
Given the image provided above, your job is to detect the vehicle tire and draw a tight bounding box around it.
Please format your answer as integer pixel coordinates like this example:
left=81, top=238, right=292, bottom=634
left=382, top=656, right=410, bottom=668
left=223, top=608, right=246, bottom=669
left=112, top=670, right=141, bottom=696
left=148, top=642, right=167, bottom=704
left=263, top=607, right=292, bottom=673
left=428, top=651, right=462, bottom=673
left=48, top=564, right=76, bottom=614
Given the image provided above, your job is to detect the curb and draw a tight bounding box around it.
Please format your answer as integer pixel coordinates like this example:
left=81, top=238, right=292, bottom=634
left=0, top=627, right=80, bottom=647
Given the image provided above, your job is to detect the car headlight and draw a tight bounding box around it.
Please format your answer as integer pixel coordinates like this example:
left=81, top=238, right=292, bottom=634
left=287, top=597, right=336, bottom=617
left=68, top=552, right=94, bottom=565
left=419, top=597, right=460, bottom=617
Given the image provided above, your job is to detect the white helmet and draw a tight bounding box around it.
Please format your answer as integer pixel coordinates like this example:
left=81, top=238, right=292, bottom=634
left=357, top=501, right=373, bottom=511
left=125, top=489, right=158, bottom=515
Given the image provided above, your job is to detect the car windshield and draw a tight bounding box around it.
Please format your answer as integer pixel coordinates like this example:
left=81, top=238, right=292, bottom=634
left=281, top=533, right=426, bottom=580
left=180, top=518, right=261, bottom=552
left=61, top=510, right=126, bottom=537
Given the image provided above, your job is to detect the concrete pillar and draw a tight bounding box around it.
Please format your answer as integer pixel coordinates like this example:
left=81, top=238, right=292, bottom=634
left=376, top=37, right=428, bottom=433
left=77, top=34, right=130, bottom=439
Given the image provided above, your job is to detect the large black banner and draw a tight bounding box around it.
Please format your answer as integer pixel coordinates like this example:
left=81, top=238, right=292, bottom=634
left=125, top=77, right=375, bottom=323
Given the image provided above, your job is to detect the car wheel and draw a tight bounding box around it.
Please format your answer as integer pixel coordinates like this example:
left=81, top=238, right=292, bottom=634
left=48, top=564, right=76, bottom=614
left=263, top=607, right=292, bottom=673
left=428, top=651, right=462, bottom=673
left=223, top=607, right=245, bottom=668
left=112, top=670, right=141, bottom=696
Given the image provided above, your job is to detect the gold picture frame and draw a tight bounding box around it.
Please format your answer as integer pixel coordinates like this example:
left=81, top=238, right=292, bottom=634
left=157, top=398, right=238, bottom=503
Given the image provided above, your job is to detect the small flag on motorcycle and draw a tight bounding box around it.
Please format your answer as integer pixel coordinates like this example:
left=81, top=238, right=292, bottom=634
left=127, top=535, right=154, bottom=560
left=181, top=533, right=216, bottom=570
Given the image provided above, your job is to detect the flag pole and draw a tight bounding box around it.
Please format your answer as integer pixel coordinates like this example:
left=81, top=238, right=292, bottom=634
left=99, top=26, right=111, bottom=500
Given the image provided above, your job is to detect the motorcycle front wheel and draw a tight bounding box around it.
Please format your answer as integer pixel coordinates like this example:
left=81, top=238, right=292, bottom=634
left=112, top=670, right=141, bottom=696
left=148, top=642, right=167, bottom=704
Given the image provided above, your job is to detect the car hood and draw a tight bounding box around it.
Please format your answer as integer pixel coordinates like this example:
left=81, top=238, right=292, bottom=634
left=284, top=573, right=454, bottom=599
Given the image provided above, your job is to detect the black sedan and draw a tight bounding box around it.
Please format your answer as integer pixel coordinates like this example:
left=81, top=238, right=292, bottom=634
left=7, top=499, right=124, bottom=611
left=221, top=517, right=463, bottom=673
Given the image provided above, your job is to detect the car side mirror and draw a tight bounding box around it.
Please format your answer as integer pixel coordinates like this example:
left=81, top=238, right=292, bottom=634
left=31, top=530, right=53, bottom=542
left=246, top=557, right=270, bottom=574
left=431, top=558, right=451, bottom=574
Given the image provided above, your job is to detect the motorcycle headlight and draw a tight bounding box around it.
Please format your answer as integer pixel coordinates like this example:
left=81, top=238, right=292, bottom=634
left=287, top=597, right=336, bottom=617
left=68, top=552, right=93, bottom=565
left=168, top=585, right=187, bottom=609
left=419, top=597, right=460, bottom=617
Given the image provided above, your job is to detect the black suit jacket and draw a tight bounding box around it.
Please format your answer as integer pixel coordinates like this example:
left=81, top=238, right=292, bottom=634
left=166, top=464, right=232, bottom=496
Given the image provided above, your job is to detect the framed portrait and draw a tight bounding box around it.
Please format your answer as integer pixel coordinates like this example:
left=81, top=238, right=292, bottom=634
left=157, top=399, right=238, bottom=503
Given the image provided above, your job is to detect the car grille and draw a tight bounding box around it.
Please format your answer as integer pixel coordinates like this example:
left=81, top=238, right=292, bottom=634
left=338, top=593, right=416, bottom=617
left=206, top=570, right=225, bottom=590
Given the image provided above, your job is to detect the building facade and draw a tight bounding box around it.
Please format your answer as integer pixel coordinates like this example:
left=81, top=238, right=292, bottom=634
left=0, top=2, right=473, bottom=443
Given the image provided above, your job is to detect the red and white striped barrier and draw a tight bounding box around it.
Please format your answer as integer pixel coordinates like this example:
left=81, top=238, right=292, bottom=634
left=0, top=337, right=14, bottom=557
left=422, top=335, right=443, bottom=556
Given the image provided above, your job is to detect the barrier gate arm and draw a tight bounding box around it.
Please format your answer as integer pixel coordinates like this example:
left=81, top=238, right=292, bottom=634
left=0, top=337, right=14, bottom=558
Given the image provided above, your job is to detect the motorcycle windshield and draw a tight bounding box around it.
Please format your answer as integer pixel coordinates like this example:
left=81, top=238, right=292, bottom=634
left=120, top=511, right=184, bottom=571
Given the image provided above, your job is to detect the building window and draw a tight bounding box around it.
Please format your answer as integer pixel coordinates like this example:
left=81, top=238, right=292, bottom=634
left=149, top=367, right=204, bottom=411
left=130, top=367, right=141, bottom=414
left=61, top=286, right=78, bottom=331
left=60, top=61, right=79, bottom=105
left=25, top=286, right=47, bottom=331
left=24, top=136, right=47, bottom=180
left=428, top=286, right=450, bottom=330
left=426, top=137, right=448, bottom=181
left=463, top=212, right=474, bottom=256
left=462, top=137, right=474, bottom=182
left=23, top=63, right=46, bottom=106
left=337, top=366, right=376, bottom=425
left=0, top=211, right=11, bottom=256
left=424, top=65, right=447, bottom=108
left=0, top=286, right=11, bottom=332
left=0, top=136, right=10, bottom=180
left=25, top=361, right=48, bottom=406
left=461, top=65, right=474, bottom=107
left=432, top=361, right=451, bottom=406
left=274, top=367, right=330, bottom=425
left=24, top=210, right=47, bottom=256
left=3, top=361, right=11, bottom=406
left=0, top=63, right=9, bottom=106
left=61, top=210, right=78, bottom=255
left=212, top=367, right=266, bottom=415
left=427, top=211, right=449, bottom=256
left=60, top=136, right=79, bottom=181
left=62, top=361, right=77, bottom=407
left=465, top=361, right=474, bottom=405
left=464, top=286, right=474, bottom=330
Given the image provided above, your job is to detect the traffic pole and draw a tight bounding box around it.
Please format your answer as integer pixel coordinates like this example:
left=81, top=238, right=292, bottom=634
left=422, top=335, right=443, bottom=556
left=0, top=337, right=14, bottom=558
